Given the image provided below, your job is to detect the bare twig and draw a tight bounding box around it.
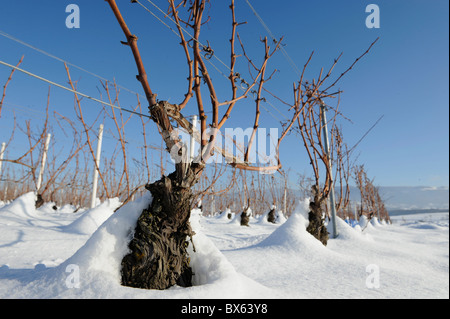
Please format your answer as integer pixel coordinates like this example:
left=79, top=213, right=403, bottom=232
left=0, top=55, right=24, bottom=118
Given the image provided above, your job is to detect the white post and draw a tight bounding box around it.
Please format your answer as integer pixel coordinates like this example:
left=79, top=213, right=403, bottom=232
left=0, top=142, right=5, bottom=177
left=3, top=185, right=7, bottom=201
left=190, top=115, right=198, bottom=163
left=0, top=142, right=5, bottom=201
left=320, top=102, right=338, bottom=238
left=36, top=133, right=51, bottom=192
left=90, top=124, right=104, bottom=209
left=211, top=185, right=215, bottom=215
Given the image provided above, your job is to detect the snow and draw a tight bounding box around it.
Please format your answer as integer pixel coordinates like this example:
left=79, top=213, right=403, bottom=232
left=61, top=197, right=121, bottom=235
left=257, top=205, right=287, bottom=225
left=0, top=192, right=448, bottom=299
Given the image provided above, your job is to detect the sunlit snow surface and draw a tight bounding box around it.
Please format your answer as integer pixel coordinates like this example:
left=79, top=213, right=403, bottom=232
left=0, top=193, right=448, bottom=298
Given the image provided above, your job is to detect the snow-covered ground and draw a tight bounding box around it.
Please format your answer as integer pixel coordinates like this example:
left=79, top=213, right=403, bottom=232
left=0, top=192, right=448, bottom=299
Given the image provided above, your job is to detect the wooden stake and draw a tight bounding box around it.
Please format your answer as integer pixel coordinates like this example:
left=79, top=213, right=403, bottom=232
left=36, top=133, right=51, bottom=192
left=91, top=124, right=104, bottom=208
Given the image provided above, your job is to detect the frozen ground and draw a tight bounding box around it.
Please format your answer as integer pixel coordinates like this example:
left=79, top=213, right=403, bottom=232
left=0, top=192, right=448, bottom=299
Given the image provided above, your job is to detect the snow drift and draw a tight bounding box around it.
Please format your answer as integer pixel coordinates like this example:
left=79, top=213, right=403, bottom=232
left=0, top=193, right=447, bottom=299
left=61, top=198, right=121, bottom=235
left=0, top=193, right=272, bottom=298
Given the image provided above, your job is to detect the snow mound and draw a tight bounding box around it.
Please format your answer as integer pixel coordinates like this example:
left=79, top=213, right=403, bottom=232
left=216, top=208, right=232, bottom=221
left=60, top=194, right=149, bottom=283
left=358, top=215, right=374, bottom=230
left=0, top=192, right=38, bottom=219
left=257, top=206, right=275, bottom=225
left=187, top=208, right=274, bottom=297
left=331, top=216, right=374, bottom=242
left=0, top=193, right=150, bottom=298
left=38, top=202, right=83, bottom=215
left=0, top=192, right=87, bottom=226
left=258, top=206, right=287, bottom=225
left=258, top=199, right=325, bottom=252
left=0, top=193, right=272, bottom=298
left=61, top=198, right=121, bottom=235
left=189, top=208, right=237, bottom=285
left=276, top=210, right=287, bottom=224
left=36, top=202, right=58, bottom=214
left=230, top=207, right=254, bottom=225
left=230, top=212, right=243, bottom=225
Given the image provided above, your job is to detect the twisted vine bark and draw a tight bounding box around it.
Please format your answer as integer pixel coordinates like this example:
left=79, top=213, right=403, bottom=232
left=306, top=185, right=329, bottom=246
left=267, top=207, right=276, bottom=224
left=121, top=170, right=197, bottom=289
left=240, top=208, right=250, bottom=227
left=120, top=99, right=203, bottom=289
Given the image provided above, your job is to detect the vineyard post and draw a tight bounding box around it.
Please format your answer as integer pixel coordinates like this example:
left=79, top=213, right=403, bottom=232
left=211, top=185, right=215, bottom=215
left=283, top=174, right=288, bottom=215
left=36, top=133, right=51, bottom=192
left=90, top=124, right=104, bottom=209
left=320, top=102, right=338, bottom=238
left=0, top=143, right=6, bottom=201
left=0, top=142, right=5, bottom=176
left=189, top=115, right=198, bottom=163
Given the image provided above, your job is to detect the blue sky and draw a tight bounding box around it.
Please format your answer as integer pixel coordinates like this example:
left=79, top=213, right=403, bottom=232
left=0, top=0, right=448, bottom=188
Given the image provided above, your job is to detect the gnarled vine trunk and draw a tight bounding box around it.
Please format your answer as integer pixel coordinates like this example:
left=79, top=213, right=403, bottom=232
left=267, top=208, right=276, bottom=224
left=306, top=186, right=329, bottom=246
left=35, top=194, right=44, bottom=209
left=240, top=210, right=250, bottom=227
left=121, top=168, right=199, bottom=290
